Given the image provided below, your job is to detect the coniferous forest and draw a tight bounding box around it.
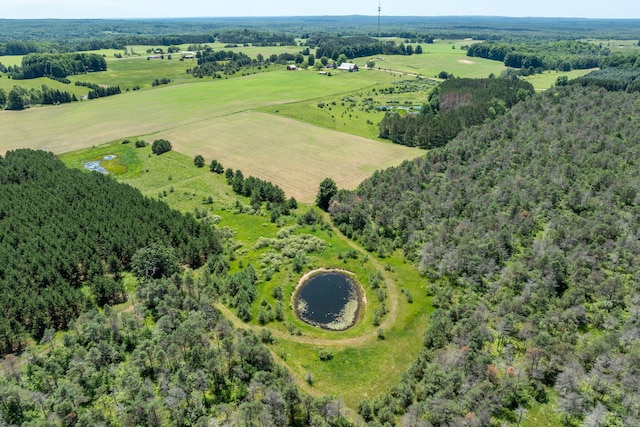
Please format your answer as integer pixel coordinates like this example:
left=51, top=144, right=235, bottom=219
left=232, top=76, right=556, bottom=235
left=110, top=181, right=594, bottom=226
left=378, top=77, right=535, bottom=149
left=0, top=150, right=220, bottom=353
left=0, top=150, right=352, bottom=426
left=331, top=86, right=640, bottom=425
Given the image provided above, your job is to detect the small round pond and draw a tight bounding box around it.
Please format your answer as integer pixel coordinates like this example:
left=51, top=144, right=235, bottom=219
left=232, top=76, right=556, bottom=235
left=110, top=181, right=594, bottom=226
left=294, top=270, right=362, bottom=331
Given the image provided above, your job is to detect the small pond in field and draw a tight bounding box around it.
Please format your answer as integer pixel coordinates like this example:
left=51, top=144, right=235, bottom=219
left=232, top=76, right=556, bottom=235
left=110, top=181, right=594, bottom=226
left=294, top=270, right=361, bottom=331
left=84, top=155, right=117, bottom=174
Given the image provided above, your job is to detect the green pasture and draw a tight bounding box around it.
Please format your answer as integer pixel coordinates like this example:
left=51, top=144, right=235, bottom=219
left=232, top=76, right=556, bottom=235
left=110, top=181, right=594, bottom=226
left=523, top=68, right=595, bottom=90
left=360, top=40, right=507, bottom=80
left=584, top=38, right=640, bottom=53
left=259, top=97, right=386, bottom=140
left=0, top=55, right=23, bottom=67
left=59, top=141, right=433, bottom=411
left=258, top=77, right=436, bottom=140
left=67, top=55, right=199, bottom=90
left=0, top=74, right=90, bottom=97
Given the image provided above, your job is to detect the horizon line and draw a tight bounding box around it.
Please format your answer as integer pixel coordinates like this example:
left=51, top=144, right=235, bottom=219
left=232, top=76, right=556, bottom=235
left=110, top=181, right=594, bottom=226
left=1, top=15, right=639, bottom=21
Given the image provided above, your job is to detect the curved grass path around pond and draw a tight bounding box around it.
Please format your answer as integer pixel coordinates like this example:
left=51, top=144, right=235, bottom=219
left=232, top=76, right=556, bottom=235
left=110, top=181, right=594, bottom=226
left=215, top=251, right=400, bottom=347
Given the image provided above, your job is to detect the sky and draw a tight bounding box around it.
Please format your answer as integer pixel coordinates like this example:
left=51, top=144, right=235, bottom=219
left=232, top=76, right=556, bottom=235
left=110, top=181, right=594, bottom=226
left=2, top=0, right=639, bottom=20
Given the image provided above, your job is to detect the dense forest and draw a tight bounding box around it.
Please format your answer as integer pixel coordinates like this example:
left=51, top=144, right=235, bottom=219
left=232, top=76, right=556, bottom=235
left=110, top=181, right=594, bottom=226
left=330, top=85, right=640, bottom=425
left=2, top=17, right=639, bottom=55
left=0, top=150, right=221, bottom=354
left=0, top=16, right=640, bottom=48
left=467, top=40, right=640, bottom=73
left=378, top=77, right=534, bottom=149
left=0, top=266, right=352, bottom=426
left=566, top=67, right=640, bottom=93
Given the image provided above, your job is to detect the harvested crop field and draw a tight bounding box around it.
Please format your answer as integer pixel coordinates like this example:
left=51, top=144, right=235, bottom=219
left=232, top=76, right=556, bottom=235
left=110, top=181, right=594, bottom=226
left=157, top=111, right=423, bottom=203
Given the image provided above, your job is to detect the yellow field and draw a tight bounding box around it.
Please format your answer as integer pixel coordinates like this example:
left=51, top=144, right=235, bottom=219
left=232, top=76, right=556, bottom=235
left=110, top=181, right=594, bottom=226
left=157, top=111, right=422, bottom=202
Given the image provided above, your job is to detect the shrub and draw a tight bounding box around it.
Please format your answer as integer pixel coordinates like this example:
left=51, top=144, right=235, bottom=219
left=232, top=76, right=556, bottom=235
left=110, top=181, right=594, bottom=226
left=151, top=139, right=172, bottom=155
left=318, top=349, right=333, bottom=361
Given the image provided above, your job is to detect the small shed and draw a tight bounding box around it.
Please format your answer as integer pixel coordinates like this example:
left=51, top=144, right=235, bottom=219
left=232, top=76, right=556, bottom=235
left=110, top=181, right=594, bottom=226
left=286, top=65, right=297, bottom=71
left=338, top=63, right=359, bottom=72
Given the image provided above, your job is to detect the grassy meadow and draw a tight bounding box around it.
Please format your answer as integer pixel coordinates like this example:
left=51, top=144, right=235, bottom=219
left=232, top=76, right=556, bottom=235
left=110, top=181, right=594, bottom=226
left=361, top=40, right=507, bottom=79
left=522, top=67, right=595, bottom=90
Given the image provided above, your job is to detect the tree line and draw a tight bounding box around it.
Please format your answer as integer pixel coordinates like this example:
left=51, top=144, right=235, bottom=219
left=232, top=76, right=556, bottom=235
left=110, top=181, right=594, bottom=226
left=563, top=66, right=640, bottom=93
left=0, top=84, right=78, bottom=110
left=73, top=81, right=121, bottom=99
left=466, top=39, right=636, bottom=72
left=188, top=49, right=305, bottom=78
left=308, top=35, right=423, bottom=61
left=378, top=76, right=534, bottom=149
left=7, top=52, right=106, bottom=80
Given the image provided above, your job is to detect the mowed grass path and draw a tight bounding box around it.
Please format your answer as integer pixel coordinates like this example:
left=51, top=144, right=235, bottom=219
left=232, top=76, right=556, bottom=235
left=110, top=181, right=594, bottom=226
left=1, top=70, right=423, bottom=201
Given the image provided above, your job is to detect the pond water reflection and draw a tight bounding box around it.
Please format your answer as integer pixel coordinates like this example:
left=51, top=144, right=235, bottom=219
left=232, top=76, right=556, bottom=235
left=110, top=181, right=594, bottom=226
left=294, top=271, right=361, bottom=331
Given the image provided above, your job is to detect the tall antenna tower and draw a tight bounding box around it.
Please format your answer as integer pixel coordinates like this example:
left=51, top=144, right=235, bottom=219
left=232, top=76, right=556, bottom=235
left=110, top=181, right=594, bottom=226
left=377, top=2, right=381, bottom=38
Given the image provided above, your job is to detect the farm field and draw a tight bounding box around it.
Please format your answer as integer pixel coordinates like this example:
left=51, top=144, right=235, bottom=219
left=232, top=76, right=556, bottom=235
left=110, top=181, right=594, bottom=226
left=67, top=54, right=202, bottom=90
left=0, top=69, right=425, bottom=201
left=362, top=40, right=507, bottom=79
left=155, top=111, right=422, bottom=202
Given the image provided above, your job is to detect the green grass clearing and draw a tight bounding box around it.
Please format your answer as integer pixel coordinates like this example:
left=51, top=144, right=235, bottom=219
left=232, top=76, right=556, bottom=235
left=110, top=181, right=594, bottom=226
left=523, top=68, right=596, bottom=90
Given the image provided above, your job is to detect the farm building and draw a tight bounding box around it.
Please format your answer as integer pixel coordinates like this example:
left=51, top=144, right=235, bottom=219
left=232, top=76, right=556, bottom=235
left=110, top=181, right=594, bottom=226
left=286, top=65, right=297, bottom=71
left=338, top=63, right=358, bottom=72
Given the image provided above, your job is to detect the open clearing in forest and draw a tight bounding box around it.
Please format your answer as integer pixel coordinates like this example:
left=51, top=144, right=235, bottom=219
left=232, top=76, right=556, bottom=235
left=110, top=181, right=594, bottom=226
left=363, top=40, right=507, bottom=79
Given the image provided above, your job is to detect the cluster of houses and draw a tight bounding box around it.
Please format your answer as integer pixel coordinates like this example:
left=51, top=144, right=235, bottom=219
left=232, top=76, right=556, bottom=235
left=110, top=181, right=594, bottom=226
left=147, top=49, right=196, bottom=60
left=286, top=63, right=359, bottom=72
